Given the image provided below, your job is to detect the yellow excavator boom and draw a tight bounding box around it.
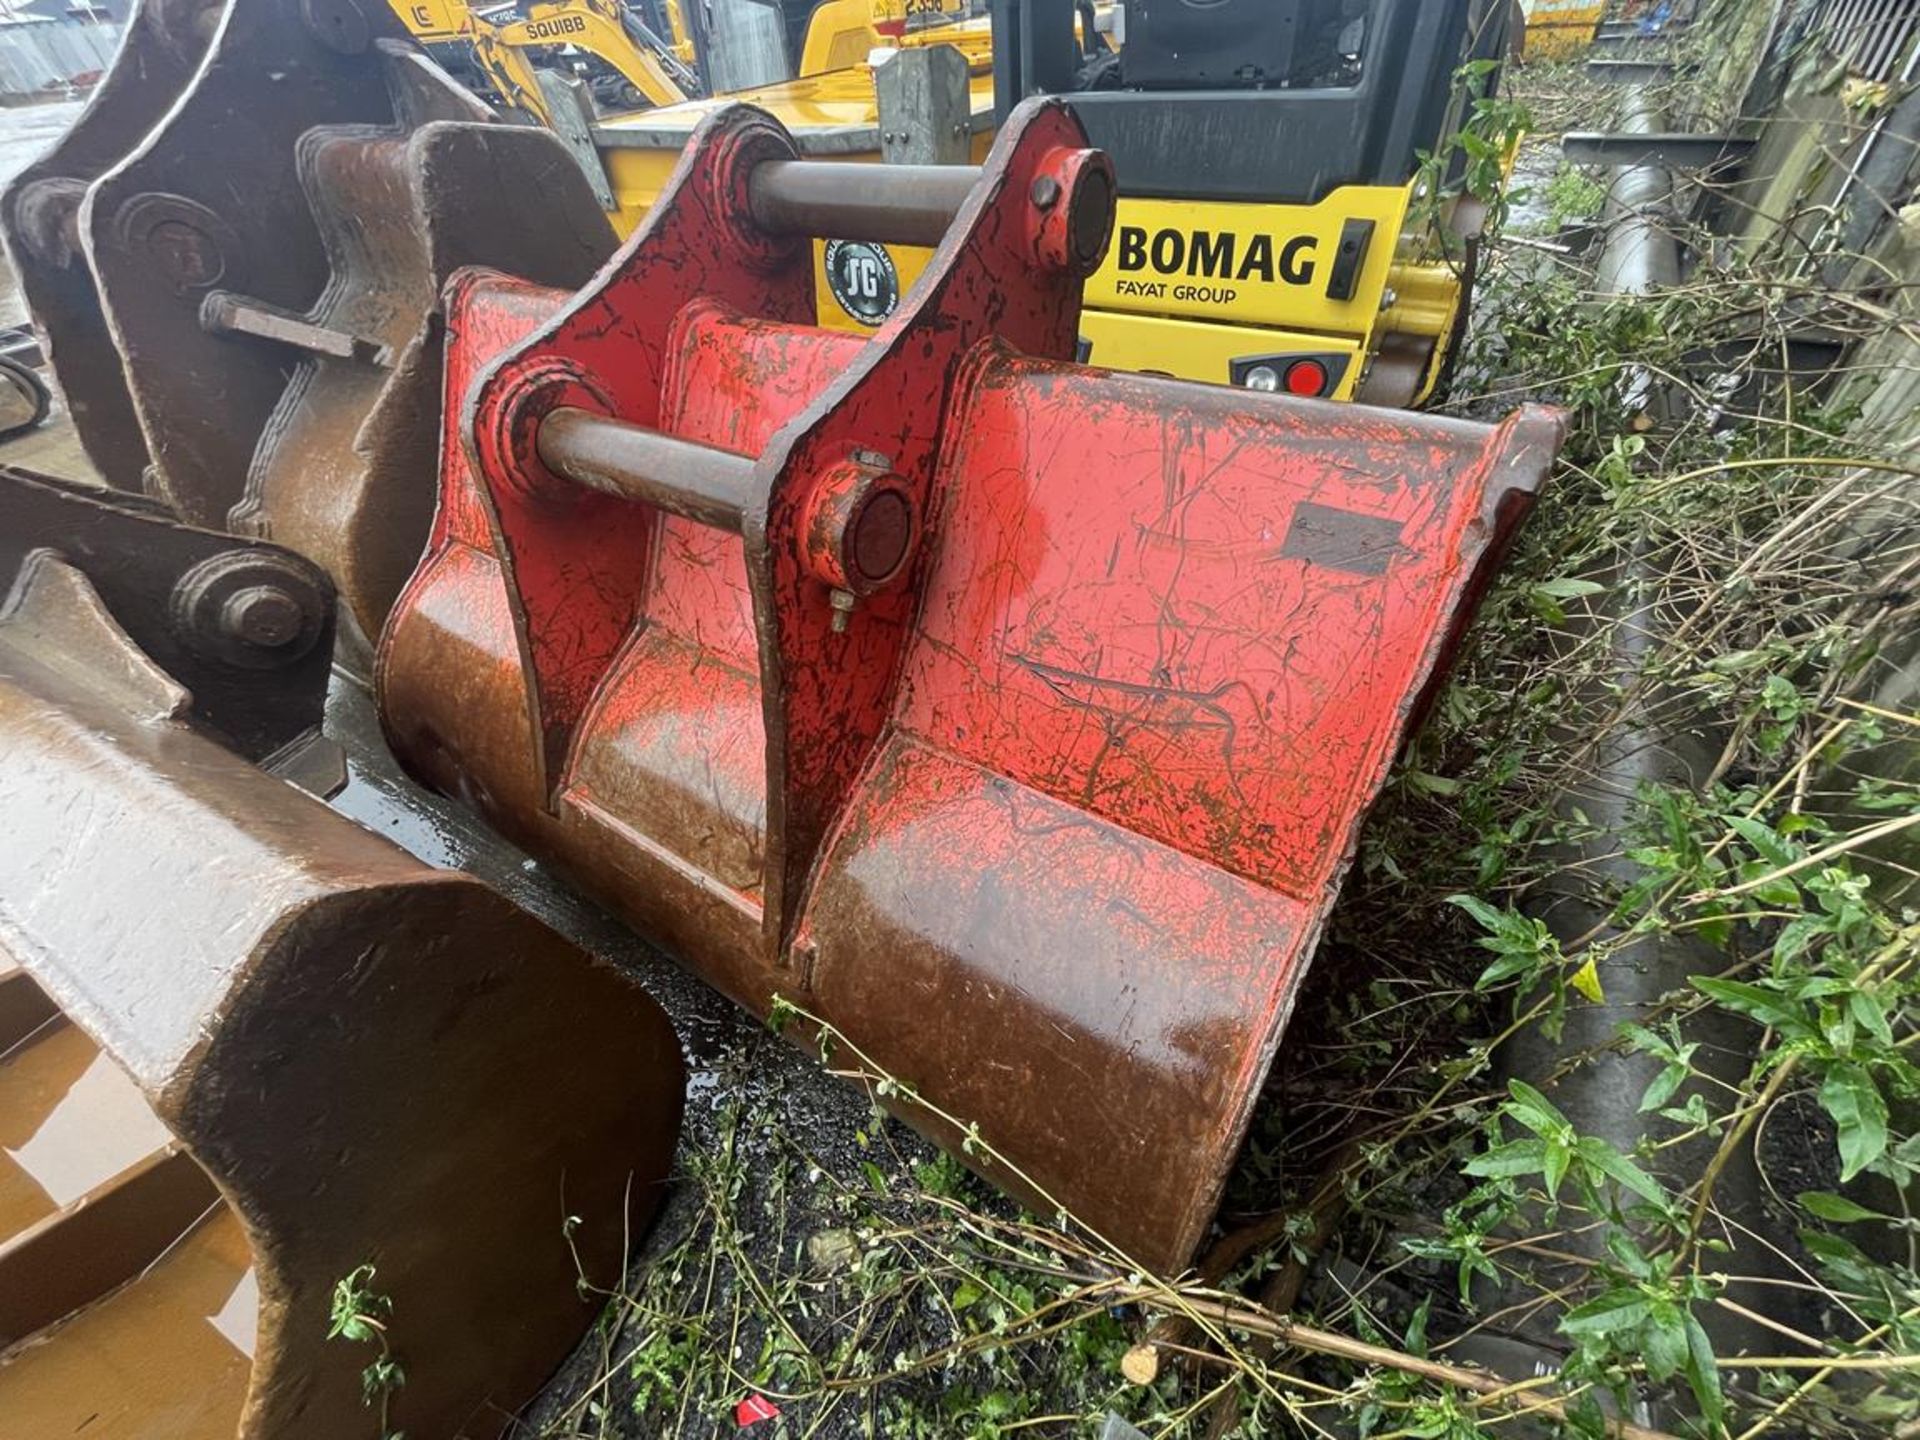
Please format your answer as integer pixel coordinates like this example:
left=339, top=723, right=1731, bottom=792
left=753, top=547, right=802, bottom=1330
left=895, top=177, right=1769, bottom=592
left=493, top=0, right=690, bottom=107
left=658, top=0, right=694, bottom=64
left=389, top=0, right=692, bottom=119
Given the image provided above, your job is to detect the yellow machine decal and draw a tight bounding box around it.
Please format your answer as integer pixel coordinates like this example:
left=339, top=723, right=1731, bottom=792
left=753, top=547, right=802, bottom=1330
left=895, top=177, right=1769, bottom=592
left=522, top=12, right=587, bottom=38
left=805, top=183, right=1417, bottom=399
left=401, top=0, right=465, bottom=37
left=1084, top=187, right=1412, bottom=335
left=389, top=0, right=694, bottom=122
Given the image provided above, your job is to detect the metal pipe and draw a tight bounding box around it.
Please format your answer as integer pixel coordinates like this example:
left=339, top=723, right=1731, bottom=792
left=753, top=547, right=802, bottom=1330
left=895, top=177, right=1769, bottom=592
left=1594, top=87, right=1682, bottom=420
left=536, top=407, right=756, bottom=531
left=1493, top=76, right=1806, bottom=1375
left=748, top=161, right=980, bottom=247
left=1593, top=88, right=1681, bottom=297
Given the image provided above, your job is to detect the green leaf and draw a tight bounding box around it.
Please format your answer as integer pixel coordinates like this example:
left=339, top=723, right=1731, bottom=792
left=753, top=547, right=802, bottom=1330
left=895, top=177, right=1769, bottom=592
left=951, top=1280, right=984, bottom=1311
left=1642, top=1302, right=1687, bottom=1382
left=1406, top=770, right=1463, bottom=796
left=1790, top=977, right=1856, bottom=1001
left=1560, top=1288, right=1652, bottom=1337
left=978, top=1389, right=1017, bottom=1421
left=1652, top=786, right=1696, bottom=859
left=1475, top=953, right=1534, bottom=990
left=1532, top=577, right=1607, bottom=600
left=1576, top=1135, right=1669, bottom=1207
left=766, top=995, right=796, bottom=1034
left=1798, top=1191, right=1884, bottom=1224
left=1822, top=1003, right=1857, bottom=1055
left=1639, top=1064, right=1686, bottom=1114
left=1850, top=990, right=1894, bottom=1047
left=1464, top=1136, right=1550, bottom=1179
left=1821, top=1066, right=1890, bottom=1182
left=1448, top=893, right=1507, bottom=933
left=1773, top=914, right=1828, bottom=965
left=1542, top=1137, right=1572, bottom=1198
left=1569, top=957, right=1605, bottom=1003
left=1658, top=1093, right=1711, bottom=1128
left=1735, top=861, right=1802, bottom=907
left=1727, top=815, right=1798, bottom=866
left=1683, top=1313, right=1726, bottom=1429
left=1455, top=896, right=1561, bottom=994
left=1691, top=976, right=1807, bottom=1035
left=1453, top=896, right=1553, bottom=952
left=1799, top=1228, right=1870, bottom=1268
left=1405, top=1296, right=1432, bottom=1359
left=1604, top=1229, right=1655, bottom=1281
left=1505, top=1079, right=1572, bottom=1139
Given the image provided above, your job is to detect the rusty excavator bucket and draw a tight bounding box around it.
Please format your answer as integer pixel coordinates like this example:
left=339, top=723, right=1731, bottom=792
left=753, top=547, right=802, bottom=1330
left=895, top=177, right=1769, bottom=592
left=0, top=468, right=684, bottom=1436
left=376, top=100, right=1565, bottom=1272
left=0, top=0, right=617, bottom=656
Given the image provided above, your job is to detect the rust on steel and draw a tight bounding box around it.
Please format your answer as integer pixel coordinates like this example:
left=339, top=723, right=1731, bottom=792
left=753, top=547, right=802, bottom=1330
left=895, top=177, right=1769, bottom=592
left=226, top=89, right=618, bottom=661
left=76, top=0, right=454, bottom=523
left=0, top=463, right=335, bottom=762
left=200, top=289, right=393, bottom=365
left=748, top=160, right=982, bottom=247
left=12, top=0, right=617, bottom=660
left=537, top=405, right=758, bottom=529
left=0, top=0, right=220, bottom=491
left=0, top=474, right=684, bottom=1437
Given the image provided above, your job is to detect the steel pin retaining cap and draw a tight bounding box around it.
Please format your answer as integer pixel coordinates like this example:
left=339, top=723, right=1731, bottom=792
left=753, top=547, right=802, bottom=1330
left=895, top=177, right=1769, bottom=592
left=220, top=585, right=304, bottom=648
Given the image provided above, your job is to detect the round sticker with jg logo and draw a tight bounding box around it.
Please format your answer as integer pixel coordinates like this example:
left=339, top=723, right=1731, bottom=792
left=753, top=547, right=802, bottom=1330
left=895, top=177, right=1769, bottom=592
left=825, top=240, right=900, bottom=326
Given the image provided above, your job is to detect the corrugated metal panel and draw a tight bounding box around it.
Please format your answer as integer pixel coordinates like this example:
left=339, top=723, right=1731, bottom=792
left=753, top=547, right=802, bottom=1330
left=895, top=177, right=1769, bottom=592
left=0, top=16, right=119, bottom=96
left=704, top=0, right=787, bottom=92
left=1818, top=0, right=1920, bottom=81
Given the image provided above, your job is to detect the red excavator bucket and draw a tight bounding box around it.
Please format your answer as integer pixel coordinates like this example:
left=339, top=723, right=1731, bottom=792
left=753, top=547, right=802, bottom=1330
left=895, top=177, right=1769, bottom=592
left=379, top=99, right=1562, bottom=1272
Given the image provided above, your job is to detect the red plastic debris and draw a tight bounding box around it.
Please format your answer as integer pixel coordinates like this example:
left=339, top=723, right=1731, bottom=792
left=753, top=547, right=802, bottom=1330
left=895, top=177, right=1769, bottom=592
left=735, top=1394, right=781, bottom=1427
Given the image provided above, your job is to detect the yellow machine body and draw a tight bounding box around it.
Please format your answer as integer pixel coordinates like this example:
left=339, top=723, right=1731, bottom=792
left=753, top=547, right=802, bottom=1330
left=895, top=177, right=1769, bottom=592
left=595, top=46, right=1464, bottom=404
left=582, top=0, right=1473, bottom=401
left=1519, top=0, right=1607, bottom=59
left=801, top=0, right=993, bottom=76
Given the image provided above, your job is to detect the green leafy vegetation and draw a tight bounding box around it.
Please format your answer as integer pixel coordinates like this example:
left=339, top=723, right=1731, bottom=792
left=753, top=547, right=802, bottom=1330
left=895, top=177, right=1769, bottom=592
left=1542, top=163, right=1609, bottom=229
left=330, top=1263, right=407, bottom=1440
